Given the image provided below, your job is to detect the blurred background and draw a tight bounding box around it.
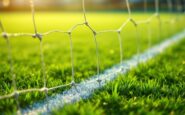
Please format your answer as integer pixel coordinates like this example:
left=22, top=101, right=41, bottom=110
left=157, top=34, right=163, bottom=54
left=0, top=0, right=185, bottom=12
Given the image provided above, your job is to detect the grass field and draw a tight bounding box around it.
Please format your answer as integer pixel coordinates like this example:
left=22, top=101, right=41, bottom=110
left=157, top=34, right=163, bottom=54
left=0, top=12, right=185, bottom=114
left=53, top=38, right=185, bottom=115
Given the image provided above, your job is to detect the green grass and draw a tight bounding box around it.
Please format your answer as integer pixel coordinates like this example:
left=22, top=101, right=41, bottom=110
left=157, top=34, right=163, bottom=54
left=0, top=12, right=185, bottom=113
left=53, top=38, right=185, bottom=115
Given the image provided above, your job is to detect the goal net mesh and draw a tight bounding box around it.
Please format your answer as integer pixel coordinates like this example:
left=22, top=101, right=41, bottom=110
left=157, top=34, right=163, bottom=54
left=0, top=0, right=185, bottom=114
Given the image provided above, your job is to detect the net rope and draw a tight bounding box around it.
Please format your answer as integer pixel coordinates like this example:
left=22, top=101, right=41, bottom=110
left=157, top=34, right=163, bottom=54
left=0, top=0, right=184, bottom=113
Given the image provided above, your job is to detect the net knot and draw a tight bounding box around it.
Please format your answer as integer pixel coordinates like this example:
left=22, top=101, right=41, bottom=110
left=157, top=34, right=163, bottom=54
left=117, top=30, right=121, bottom=34
left=40, top=87, right=48, bottom=94
left=32, top=33, right=42, bottom=41
left=129, top=18, right=137, bottom=27
left=67, top=31, right=72, bottom=35
left=93, top=31, right=97, bottom=36
left=13, top=91, right=19, bottom=99
left=2, top=32, right=8, bottom=39
left=71, top=81, right=76, bottom=87
left=84, top=21, right=88, bottom=26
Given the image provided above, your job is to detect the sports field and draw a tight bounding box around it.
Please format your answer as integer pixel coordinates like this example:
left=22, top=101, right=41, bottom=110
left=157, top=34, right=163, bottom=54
left=53, top=37, right=185, bottom=115
left=0, top=12, right=185, bottom=114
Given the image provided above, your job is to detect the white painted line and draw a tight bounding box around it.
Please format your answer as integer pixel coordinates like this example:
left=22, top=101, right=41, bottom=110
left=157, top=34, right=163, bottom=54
left=22, top=30, right=185, bottom=115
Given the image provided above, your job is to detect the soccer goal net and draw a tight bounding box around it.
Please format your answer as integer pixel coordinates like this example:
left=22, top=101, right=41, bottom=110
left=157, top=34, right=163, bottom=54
left=0, top=0, right=185, bottom=114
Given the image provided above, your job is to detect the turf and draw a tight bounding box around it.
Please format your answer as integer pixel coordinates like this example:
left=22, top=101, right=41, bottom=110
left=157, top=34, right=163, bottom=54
left=52, top=38, right=185, bottom=115
left=0, top=12, right=185, bottom=113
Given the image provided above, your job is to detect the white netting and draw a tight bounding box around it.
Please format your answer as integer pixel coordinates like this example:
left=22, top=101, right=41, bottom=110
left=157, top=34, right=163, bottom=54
left=0, top=0, right=184, bottom=114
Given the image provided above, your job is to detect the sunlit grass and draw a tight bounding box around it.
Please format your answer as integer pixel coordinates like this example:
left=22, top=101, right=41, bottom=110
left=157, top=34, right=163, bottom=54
left=53, top=38, right=185, bottom=115
left=0, top=12, right=185, bottom=113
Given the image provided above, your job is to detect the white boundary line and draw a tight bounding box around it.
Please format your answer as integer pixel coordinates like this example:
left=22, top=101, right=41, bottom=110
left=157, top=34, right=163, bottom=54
left=22, top=30, right=185, bottom=115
